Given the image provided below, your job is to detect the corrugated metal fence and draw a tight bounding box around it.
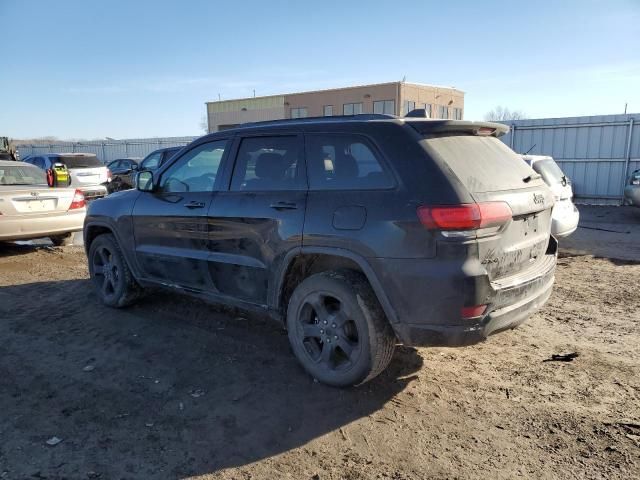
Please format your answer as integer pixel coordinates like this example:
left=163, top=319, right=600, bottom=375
left=500, top=113, right=639, bottom=204
left=16, top=136, right=198, bottom=164
left=15, top=114, right=639, bottom=204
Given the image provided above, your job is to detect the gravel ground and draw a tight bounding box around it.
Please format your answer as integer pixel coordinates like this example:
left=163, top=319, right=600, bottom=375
left=0, top=206, right=639, bottom=480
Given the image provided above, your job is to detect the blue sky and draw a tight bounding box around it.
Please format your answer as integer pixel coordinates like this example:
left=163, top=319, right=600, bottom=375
left=1, top=0, right=639, bottom=139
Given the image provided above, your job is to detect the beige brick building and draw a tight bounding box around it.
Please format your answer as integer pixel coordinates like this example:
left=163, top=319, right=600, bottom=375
left=206, top=81, right=464, bottom=133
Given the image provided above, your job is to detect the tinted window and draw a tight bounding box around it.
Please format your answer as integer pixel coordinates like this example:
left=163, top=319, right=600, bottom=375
left=141, top=152, right=162, bottom=170
left=55, top=155, right=102, bottom=168
left=159, top=140, right=227, bottom=193
left=421, top=134, right=540, bottom=193
left=0, top=164, right=47, bottom=185
left=306, top=134, right=393, bottom=190
left=231, top=136, right=302, bottom=191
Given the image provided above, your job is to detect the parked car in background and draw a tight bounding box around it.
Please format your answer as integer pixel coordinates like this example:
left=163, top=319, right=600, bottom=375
left=23, top=153, right=109, bottom=200
left=106, top=157, right=142, bottom=192
left=139, top=147, right=181, bottom=171
left=84, top=115, right=557, bottom=387
left=522, top=155, right=579, bottom=238
left=0, top=160, right=86, bottom=245
left=623, top=169, right=640, bottom=207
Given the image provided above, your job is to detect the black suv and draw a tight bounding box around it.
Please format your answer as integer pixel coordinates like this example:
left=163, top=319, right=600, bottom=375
left=84, top=115, right=557, bottom=387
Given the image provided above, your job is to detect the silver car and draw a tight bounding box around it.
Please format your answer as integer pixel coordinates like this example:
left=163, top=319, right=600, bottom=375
left=22, top=153, right=109, bottom=200
left=624, top=169, right=640, bottom=207
left=522, top=155, right=580, bottom=238
left=0, top=160, right=86, bottom=245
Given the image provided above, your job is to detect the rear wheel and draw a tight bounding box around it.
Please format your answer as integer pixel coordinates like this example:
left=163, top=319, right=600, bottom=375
left=88, top=234, right=141, bottom=308
left=50, top=233, right=74, bottom=246
left=286, top=270, right=396, bottom=387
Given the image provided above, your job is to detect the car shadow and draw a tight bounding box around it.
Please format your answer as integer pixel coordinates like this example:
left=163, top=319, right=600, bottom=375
left=0, top=279, right=422, bottom=478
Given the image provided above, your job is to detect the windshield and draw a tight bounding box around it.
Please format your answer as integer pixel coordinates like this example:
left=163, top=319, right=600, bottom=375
left=0, top=164, right=48, bottom=185
left=421, top=134, right=540, bottom=193
left=531, top=158, right=566, bottom=185
left=56, top=155, right=103, bottom=168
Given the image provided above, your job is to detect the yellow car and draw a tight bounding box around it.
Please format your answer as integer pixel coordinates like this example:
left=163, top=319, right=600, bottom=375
left=0, top=160, right=86, bottom=246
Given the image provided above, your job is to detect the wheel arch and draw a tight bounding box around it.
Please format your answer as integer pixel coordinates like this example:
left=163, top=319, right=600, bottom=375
left=84, top=220, right=141, bottom=280
left=272, top=247, right=399, bottom=325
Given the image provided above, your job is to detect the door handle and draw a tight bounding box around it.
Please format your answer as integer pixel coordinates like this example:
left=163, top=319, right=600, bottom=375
left=270, top=201, right=298, bottom=211
left=184, top=201, right=206, bottom=209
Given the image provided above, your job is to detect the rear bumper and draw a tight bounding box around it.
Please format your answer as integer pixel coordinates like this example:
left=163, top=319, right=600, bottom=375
left=0, top=210, right=85, bottom=241
left=394, top=271, right=554, bottom=346
left=371, top=237, right=558, bottom=347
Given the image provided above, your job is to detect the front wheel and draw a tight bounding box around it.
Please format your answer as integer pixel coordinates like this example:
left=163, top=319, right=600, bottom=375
left=286, top=270, right=396, bottom=387
left=88, top=234, right=141, bottom=308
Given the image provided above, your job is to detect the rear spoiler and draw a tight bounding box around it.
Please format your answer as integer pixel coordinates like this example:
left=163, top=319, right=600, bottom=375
left=405, top=119, right=509, bottom=138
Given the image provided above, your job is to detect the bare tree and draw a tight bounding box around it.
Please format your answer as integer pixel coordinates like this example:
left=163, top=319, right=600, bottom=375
left=484, top=106, right=527, bottom=122
left=199, top=115, right=209, bottom=134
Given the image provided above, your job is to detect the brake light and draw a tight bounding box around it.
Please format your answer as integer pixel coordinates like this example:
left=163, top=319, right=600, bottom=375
left=461, top=305, right=487, bottom=319
left=107, top=169, right=113, bottom=181
left=69, top=189, right=86, bottom=210
left=475, top=127, right=496, bottom=136
left=417, top=202, right=512, bottom=231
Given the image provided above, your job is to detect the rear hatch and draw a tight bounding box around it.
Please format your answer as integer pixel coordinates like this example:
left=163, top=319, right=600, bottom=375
left=414, top=123, right=554, bottom=281
left=0, top=164, right=76, bottom=215
left=56, top=155, right=108, bottom=187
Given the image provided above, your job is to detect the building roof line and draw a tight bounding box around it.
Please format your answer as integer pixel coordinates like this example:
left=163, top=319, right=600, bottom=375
left=206, top=81, right=464, bottom=105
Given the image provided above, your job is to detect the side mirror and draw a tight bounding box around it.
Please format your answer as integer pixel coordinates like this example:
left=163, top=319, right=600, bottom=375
left=131, top=163, right=139, bottom=170
left=136, top=170, right=155, bottom=192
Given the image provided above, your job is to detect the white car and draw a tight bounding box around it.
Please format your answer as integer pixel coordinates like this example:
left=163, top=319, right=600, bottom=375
left=22, top=153, right=109, bottom=200
left=522, top=155, right=579, bottom=238
left=0, top=160, right=86, bottom=245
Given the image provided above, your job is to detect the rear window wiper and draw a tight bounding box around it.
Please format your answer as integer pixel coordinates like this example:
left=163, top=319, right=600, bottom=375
left=522, top=173, right=541, bottom=183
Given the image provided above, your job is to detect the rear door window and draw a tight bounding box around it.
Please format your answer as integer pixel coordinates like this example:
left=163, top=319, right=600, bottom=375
left=306, top=134, right=394, bottom=190
left=421, top=134, right=541, bottom=193
left=231, top=136, right=304, bottom=191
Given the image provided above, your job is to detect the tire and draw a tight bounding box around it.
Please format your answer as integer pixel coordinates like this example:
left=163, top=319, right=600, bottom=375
left=286, top=270, right=396, bottom=387
left=50, top=233, right=74, bottom=246
left=88, top=233, right=141, bottom=308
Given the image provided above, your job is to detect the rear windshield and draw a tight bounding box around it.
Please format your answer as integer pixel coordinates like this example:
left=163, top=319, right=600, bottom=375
left=421, top=134, right=540, bottom=193
left=0, top=164, right=47, bottom=185
left=531, top=158, right=565, bottom=185
left=55, top=155, right=103, bottom=168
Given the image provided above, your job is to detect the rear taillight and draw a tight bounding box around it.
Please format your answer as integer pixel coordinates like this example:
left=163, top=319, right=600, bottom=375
left=417, top=202, right=512, bottom=231
left=107, top=169, right=113, bottom=181
left=69, top=189, right=86, bottom=210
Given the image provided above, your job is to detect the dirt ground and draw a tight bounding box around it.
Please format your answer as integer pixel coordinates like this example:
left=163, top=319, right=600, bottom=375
left=1, top=206, right=639, bottom=480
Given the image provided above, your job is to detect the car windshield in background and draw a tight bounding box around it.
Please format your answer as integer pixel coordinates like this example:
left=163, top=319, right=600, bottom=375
left=56, top=155, right=103, bottom=168
left=0, top=164, right=48, bottom=185
left=531, top=158, right=565, bottom=185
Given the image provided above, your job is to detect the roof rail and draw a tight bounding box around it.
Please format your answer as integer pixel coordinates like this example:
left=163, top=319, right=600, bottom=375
left=238, top=113, right=397, bottom=129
